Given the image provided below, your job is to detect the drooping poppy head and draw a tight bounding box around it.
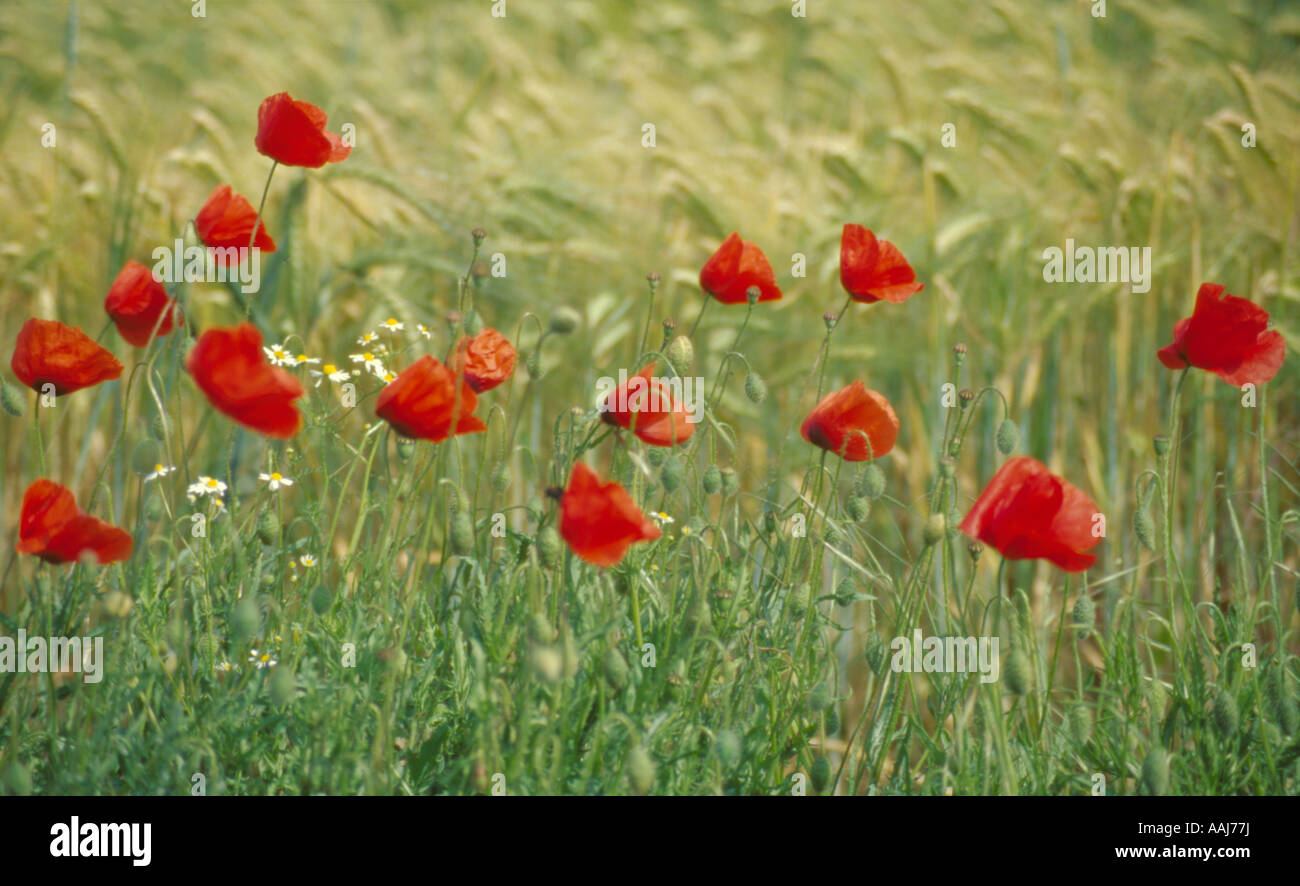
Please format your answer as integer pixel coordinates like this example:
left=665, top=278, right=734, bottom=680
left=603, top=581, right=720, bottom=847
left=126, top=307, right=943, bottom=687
left=959, top=456, right=1100, bottom=573
left=839, top=224, right=924, bottom=304
left=800, top=381, right=898, bottom=462
left=453, top=328, right=517, bottom=393
left=375, top=355, right=487, bottom=442
left=16, top=478, right=133, bottom=566
left=185, top=323, right=304, bottom=439
left=559, top=462, right=662, bottom=567
left=194, top=185, right=277, bottom=261
left=699, top=233, right=782, bottom=305
left=599, top=363, right=695, bottom=447
left=255, top=92, right=352, bottom=168
left=1157, top=283, right=1284, bottom=386
left=10, top=318, right=124, bottom=396
left=104, top=260, right=182, bottom=347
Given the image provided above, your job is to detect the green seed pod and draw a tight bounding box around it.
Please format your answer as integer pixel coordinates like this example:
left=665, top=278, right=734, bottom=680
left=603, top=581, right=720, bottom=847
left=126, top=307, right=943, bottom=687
left=744, top=372, right=767, bottom=404
left=310, top=584, right=333, bottom=615
left=463, top=308, right=484, bottom=337
left=995, top=419, right=1019, bottom=455
left=923, top=513, right=946, bottom=546
left=1152, top=434, right=1170, bottom=457
left=230, top=596, right=260, bottom=643
left=824, top=523, right=842, bottom=546
left=1133, top=505, right=1156, bottom=552
left=808, top=683, right=832, bottom=714
left=130, top=439, right=162, bottom=476
left=537, top=526, right=562, bottom=569
left=490, top=461, right=510, bottom=493
left=3, top=761, right=32, bottom=796
left=602, top=647, right=629, bottom=690
left=627, top=745, right=656, bottom=795
left=858, top=463, right=885, bottom=500
left=450, top=511, right=474, bottom=555
left=396, top=438, right=415, bottom=462
left=526, top=350, right=542, bottom=378
left=720, top=467, right=739, bottom=495
left=1068, top=704, right=1093, bottom=745
left=824, top=704, right=840, bottom=736
left=845, top=495, right=870, bottom=522
left=548, top=306, right=581, bottom=335
left=865, top=633, right=889, bottom=675
left=810, top=755, right=832, bottom=792
left=660, top=456, right=683, bottom=494
left=1071, top=594, right=1096, bottom=637
left=1213, top=690, right=1239, bottom=738
left=834, top=577, right=856, bottom=607
left=269, top=665, right=295, bottom=706
left=1005, top=649, right=1031, bottom=695
left=1140, top=748, right=1169, bottom=795
left=1, top=379, right=26, bottom=417
left=256, top=509, right=280, bottom=546
left=716, top=729, right=742, bottom=769
left=646, top=446, right=667, bottom=468
left=665, top=335, right=694, bottom=375
left=702, top=465, right=722, bottom=495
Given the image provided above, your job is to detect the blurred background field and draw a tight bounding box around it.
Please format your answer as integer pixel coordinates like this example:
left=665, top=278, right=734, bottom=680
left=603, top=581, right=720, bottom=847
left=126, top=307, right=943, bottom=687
left=0, top=0, right=1298, bottom=792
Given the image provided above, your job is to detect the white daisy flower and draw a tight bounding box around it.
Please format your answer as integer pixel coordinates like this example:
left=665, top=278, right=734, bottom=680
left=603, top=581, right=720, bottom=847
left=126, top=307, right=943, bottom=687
left=374, top=367, right=398, bottom=384
left=248, top=648, right=277, bottom=669
left=350, top=352, right=385, bottom=375
left=416, top=323, right=432, bottom=340
left=299, top=554, right=316, bottom=568
left=650, top=511, right=675, bottom=526
left=357, top=331, right=380, bottom=346
left=259, top=471, right=295, bottom=491
left=295, top=354, right=321, bottom=366
left=187, top=476, right=227, bottom=500
left=309, top=362, right=351, bottom=386
left=215, top=660, right=233, bottom=673
left=379, top=318, right=405, bottom=332
left=144, top=464, right=175, bottom=483
left=263, top=343, right=294, bottom=366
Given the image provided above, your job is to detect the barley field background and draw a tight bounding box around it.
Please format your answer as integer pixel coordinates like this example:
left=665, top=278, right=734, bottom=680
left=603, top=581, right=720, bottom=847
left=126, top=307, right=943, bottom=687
left=0, top=0, right=1298, bottom=795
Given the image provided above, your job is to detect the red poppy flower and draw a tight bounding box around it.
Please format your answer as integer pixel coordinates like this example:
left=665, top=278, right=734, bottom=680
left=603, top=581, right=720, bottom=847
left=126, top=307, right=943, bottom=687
left=800, top=381, right=898, bottom=461
left=839, top=224, right=924, bottom=304
left=452, top=328, right=517, bottom=393
left=10, top=318, right=124, bottom=396
left=255, top=92, right=352, bottom=168
left=560, top=462, right=662, bottom=567
left=16, top=478, right=133, bottom=566
left=194, top=185, right=277, bottom=261
left=1157, top=283, right=1284, bottom=386
left=104, top=260, right=182, bottom=347
left=959, top=456, right=1100, bottom=573
left=375, top=355, right=487, bottom=441
left=699, top=232, right=782, bottom=305
left=185, top=324, right=304, bottom=439
left=600, top=363, right=696, bottom=447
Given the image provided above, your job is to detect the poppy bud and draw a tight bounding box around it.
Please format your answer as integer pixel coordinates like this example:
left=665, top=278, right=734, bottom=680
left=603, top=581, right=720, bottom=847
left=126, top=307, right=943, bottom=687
left=1133, top=505, right=1156, bottom=551
left=865, top=633, right=889, bottom=674
left=1141, top=748, right=1168, bottom=795
left=995, top=419, right=1019, bottom=455
left=310, top=584, right=333, bottom=615
left=923, top=513, right=946, bottom=546
left=230, top=596, right=260, bottom=643
left=603, top=647, right=629, bottom=690
left=834, top=577, right=856, bottom=606
left=660, top=456, right=683, bottom=493
left=661, top=317, right=676, bottom=334
left=665, top=335, right=693, bottom=375
left=702, top=464, right=722, bottom=495
left=537, top=525, right=562, bottom=568
left=256, top=509, right=280, bottom=546
left=450, top=511, right=474, bottom=555
left=720, top=466, right=739, bottom=495
left=526, top=350, right=542, bottom=378
left=548, top=306, right=581, bottom=335
left=810, top=754, right=832, bottom=792
left=471, top=227, right=486, bottom=246
left=561, top=626, right=580, bottom=679
left=1153, top=434, right=1170, bottom=457
left=149, top=414, right=168, bottom=440
left=953, top=342, right=968, bottom=364
left=463, top=309, right=484, bottom=337
left=129, top=440, right=160, bottom=477
left=529, top=613, right=555, bottom=643
left=858, top=463, right=885, bottom=499
left=4, top=761, right=32, bottom=796
left=744, top=372, right=767, bottom=403
left=269, top=665, right=295, bottom=706
left=1, top=379, right=26, bottom=416
left=396, top=438, right=415, bottom=462
left=627, top=745, right=656, bottom=795
left=808, top=683, right=832, bottom=714
left=103, top=590, right=134, bottom=619
left=1213, top=690, right=1239, bottom=738
left=491, top=462, right=510, bottom=492
left=846, top=495, right=870, bottom=522
left=1005, top=649, right=1031, bottom=695
left=144, top=495, right=164, bottom=521
left=824, top=523, right=842, bottom=546
left=967, top=540, right=983, bottom=562
left=1071, top=594, right=1096, bottom=636
left=1068, top=704, right=1093, bottom=745
left=716, top=729, right=742, bottom=769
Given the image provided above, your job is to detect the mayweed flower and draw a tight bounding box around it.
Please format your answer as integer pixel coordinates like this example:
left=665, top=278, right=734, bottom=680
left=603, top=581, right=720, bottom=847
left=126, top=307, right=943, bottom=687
left=259, top=471, right=294, bottom=491
left=255, top=92, right=351, bottom=168
left=15, top=479, right=133, bottom=566
left=187, top=324, right=304, bottom=439
left=350, top=351, right=385, bottom=375
left=104, top=260, right=182, bottom=347
left=263, top=343, right=295, bottom=366
left=144, top=464, right=175, bottom=483
left=309, top=363, right=350, bottom=386
left=357, top=332, right=380, bottom=346
left=187, top=476, right=227, bottom=501
left=416, top=323, right=433, bottom=340
left=248, top=648, right=278, bottom=669
left=959, top=456, right=1101, bottom=573
left=1157, top=282, right=1285, bottom=385
left=195, top=185, right=276, bottom=258
left=801, top=381, right=899, bottom=462
left=215, top=660, right=233, bottom=674
left=650, top=511, right=675, bottom=526
left=11, top=318, right=123, bottom=396
left=294, top=354, right=320, bottom=367
left=839, top=224, right=924, bottom=304
left=559, top=462, right=661, bottom=567
left=299, top=554, right=316, bottom=568
left=699, top=232, right=782, bottom=305
left=379, top=318, right=404, bottom=332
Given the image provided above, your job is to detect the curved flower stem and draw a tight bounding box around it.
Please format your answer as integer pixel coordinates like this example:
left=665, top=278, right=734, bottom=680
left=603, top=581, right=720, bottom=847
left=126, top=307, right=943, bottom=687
left=688, top=296, right=711, bottom=339
left=246, top=160, right=278, bottom=319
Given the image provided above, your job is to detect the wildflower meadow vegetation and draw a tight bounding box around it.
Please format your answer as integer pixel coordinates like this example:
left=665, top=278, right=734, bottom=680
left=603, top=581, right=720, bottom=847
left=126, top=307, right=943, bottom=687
left=1, top=0, right=1298, bottom=798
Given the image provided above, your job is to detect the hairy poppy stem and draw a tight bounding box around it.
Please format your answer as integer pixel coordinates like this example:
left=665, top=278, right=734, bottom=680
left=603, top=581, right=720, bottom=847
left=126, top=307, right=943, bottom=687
left=246, top=161, right=278, bottom=318
left=687, top=295, right=710, bottom=339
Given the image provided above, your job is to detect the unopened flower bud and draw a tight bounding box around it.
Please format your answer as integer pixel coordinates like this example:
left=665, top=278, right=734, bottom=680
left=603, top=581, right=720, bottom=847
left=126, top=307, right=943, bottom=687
left=463, top=308, right=484, bottom=337
left=967, top=540, right=983, bottom=562
left=923, top=513, right=946, bottom=546
left=665, top=335, right=693, bottom=375
left=1153, top=434, right=1170, bottom=457
left=858, top=463, right=885, bottom=500
left=702, top=465, right=722, bottom=495
left=471, top=226, right=486, bottom=246
left=1071, top=594, right=1096, bottom=636
left=995, top=419, right=1019, bottom=455
left=537, top=526, right=562, bottom=568
left=958, top=388, right=974, bottom=408
left=744, top=372, right=767, bottom=403
left=953, top=342, right=968, bottom=364
left=1, top=380, right=25, bottom=417
left=720, top=466, right=739, bottom=495
left=450, top=511, right=474, bottom=555
left=548, top=306, right=581, bottom=335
